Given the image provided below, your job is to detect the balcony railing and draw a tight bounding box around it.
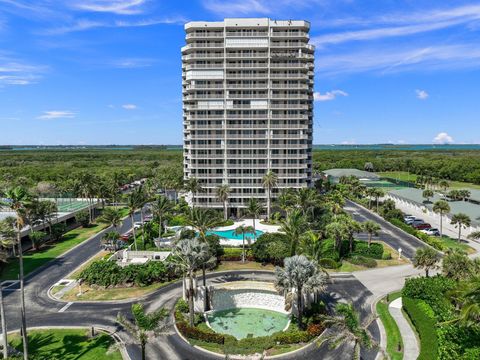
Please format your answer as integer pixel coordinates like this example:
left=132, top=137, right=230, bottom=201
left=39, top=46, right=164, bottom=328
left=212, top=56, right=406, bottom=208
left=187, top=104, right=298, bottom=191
left=186, top=32, right=224, bottom=39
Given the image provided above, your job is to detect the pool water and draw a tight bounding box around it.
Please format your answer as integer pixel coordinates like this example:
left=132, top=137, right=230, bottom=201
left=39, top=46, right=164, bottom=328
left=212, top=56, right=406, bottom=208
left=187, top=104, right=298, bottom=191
left=206, top=229, right=263, bottom=240
left=206, top=308, right=289, bottom=339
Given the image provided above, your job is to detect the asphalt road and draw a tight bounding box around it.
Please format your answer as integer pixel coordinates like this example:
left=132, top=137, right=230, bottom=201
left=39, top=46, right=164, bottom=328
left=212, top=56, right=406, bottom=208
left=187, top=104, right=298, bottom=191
left=344, top=199, right=429, bottom=260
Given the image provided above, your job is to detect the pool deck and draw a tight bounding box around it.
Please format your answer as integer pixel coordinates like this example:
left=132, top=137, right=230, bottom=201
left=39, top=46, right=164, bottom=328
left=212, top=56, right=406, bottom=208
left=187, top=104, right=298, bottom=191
left=215, top=219, right=281, bottom=233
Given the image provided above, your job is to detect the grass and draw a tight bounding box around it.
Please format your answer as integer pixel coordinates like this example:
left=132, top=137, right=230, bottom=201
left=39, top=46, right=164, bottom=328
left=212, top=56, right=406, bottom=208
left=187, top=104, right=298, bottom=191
left=377, top=291, right=403, bottom=360
left=60, top=281, right=170, bottom=301
left=68, top=251, right=111, bottom=280
left=378, top=171, right=480, bottom=190
left=215, top=261, right=275, bottom=272
left=1, top=222, right=108, bottom=280
left=438, top=235, right=476, bottom=254
left=9, top=328, right=122, bottom=360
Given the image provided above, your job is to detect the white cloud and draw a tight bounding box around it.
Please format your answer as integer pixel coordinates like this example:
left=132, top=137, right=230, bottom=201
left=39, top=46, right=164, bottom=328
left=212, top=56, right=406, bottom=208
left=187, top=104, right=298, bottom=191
left=70, top=0, right=147, bottom=15
left=111, top=58, right=154, bottom=68
left=122, top=104, right=137, bottom=110
left=314, top=90, right=348, bottom=101
left=341, top=140, right=356, bottom=145
left=37, top=110, right=75, bottom=119
left=415, top=89, right=429, bottom=100
left=433, top=132, right=454, bottom=144
left=0, top=55, right=46, bottom=86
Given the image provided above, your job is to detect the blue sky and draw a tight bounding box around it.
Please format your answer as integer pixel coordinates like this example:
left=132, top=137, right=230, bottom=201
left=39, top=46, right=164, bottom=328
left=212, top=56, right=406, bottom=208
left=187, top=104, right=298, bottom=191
left=1, top=0, right=480, bottom=145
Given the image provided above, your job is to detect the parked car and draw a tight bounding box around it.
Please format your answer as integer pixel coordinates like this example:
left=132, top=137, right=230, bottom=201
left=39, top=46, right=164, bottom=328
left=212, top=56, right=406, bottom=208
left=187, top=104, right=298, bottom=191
left=120, top=231, right=133, bottom=241
left=410, top=219, right=425, bottom=226
left=421, top=228, right=441, bottom=236
left=404, top=215, right=416, bottom=223
left=133, top=222, right=143, bottom=229
left=413, top=223, right=432, bottom=230
left=144, top=215, right=153, bottom=222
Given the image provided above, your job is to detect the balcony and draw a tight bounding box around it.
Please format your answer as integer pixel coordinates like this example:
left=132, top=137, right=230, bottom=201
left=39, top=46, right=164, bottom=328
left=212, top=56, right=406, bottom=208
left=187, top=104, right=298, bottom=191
left=226, top=63, right=268, bottom=68
left=182, top=43, right=225, bottom=52
left=270, top=83, right=309, bottom=89
left=185, top=84, right=224, bottom=90
left=182, top=53, right=224, bottom=61
left=270, top=73, right=306, bottom=79
left=226, top=113, right=268, bottom=119
left=227, top=93, right=267, bottom=99
left=184, top=64, right=224, bottom=70
left=226, top=31, right=269, bottom=37
left=226, top=73, right=268, bottom=79
left=270, top=42, right=307, bottom=48
left=271, top=114, right=309, bottom=119
left=271, top=31, right=309, bottom=38
left=186, top=32, right=224, bottom=39
left=226, top=83, right=268, bottom=89
left=226, top=52, right=268, bottom=58
left=186, top=114, right=224, bottom=119
left=270, top=104, right=309, bottom=110
left=184, top=94, right=224, bottom=100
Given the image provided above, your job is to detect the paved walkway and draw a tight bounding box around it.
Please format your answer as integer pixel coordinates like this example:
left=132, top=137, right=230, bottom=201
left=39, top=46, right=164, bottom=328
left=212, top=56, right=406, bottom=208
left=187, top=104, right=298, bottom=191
left=389, top=298, right=419, bottom=360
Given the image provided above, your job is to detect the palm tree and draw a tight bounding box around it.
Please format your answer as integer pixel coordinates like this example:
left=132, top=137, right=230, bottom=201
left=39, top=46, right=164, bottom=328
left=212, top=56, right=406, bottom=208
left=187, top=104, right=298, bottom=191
left=234, top=225, right=255, bottom=262
left=262, top=170, right=278, bottom=221
left=274, top=255, right=326, bottom=328
left=363, top=221, right=381, bottom=248
left=0, top=187, right=31, bottom=359
left=321, top=303, right=376, bottom=360
left=98, top=207, right=122, bottom=231
left=0, top=233, right=13, bottom=359
left=126, top=188, right=144, bottom=251
left=117, top=303, right=168, bottom=360
left=447, top=277, right=480, bottom=327
left=413, top=247, right=440, bottom=277
left=365, top=188, right=376, bottom=209
left=184, top=177, right=203, bottom=209
left=172, top=238, right=210, bottom=326
left=281, top=209, right=307, bottom=256
left=422, top=189, right=434, bottom=203
left=276, top=189, right=295, bottom=215
left=326, top=221, right=348, bottom=252
left=458, top=189, right=471, bottom=201
left=467, top=231, right=480, bottom=241
left=373, top=188, right=385, bottom=213
left=246, top=197, right=263, bottom=237
left=150, top=195, right=172, bottom=239
left=216, top=184, right=231, bottom=221
left=433, top=200, right=451, bottom=237
left=442, top=248, right=473, bottom=281
left=29, top=230, right=45, bottom=251
left=451, top=213, right=471, bottom=242
left=438, top=180, right=450, bottom=192
left=299, top=230, right=323, bottom=263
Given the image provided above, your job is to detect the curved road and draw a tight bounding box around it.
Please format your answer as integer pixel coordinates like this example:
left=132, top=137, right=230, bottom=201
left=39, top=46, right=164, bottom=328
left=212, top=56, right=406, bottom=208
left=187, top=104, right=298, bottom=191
left=3, top=210, right=381, bottom=359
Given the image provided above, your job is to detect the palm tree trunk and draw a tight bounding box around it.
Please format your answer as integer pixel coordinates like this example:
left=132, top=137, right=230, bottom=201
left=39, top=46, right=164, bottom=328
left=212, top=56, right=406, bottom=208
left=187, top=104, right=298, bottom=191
left=426, top=268, right=429, bottom=278
left=0, top=284, right=8, bottom=359
left=223, top=201, right=227, bottom=221
left=130, top=214, right=138, bottom=251
left=188, top=271, right=195, bottom=327
left=368, top=233, right=372, bottom=248
left=17, top=227, right=29, bottom=360
left=140, top=209, right=145, bottom=247
left=141, top=341, right=146, bottom=360
left=297, top=286, right=303, bottom=329
left=158, top=214, right=162, bottom=240
left=439, top=214, right=443, bottom=238
left=458, top=227, right=461, bottom=242
left=267, top=188, right=271, bottom=221
left=242, top=233, right=246, bottom=263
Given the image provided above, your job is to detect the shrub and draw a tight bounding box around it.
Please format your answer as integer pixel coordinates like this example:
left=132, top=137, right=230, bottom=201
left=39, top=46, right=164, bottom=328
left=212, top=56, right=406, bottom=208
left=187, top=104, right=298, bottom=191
left=220, top=248, right=253, bottom=261
left=307, top=323, right=324, bottom=337
left=205, top=234, right=224, bottom=259
left=318, top=258, right=341, bottom=269
left=403, top=297, right=438, bottom=360
left=318, top=239, right=340, bottom=261
left=51, top=223, right=66, bottom=242
left=169, top=215, right=187, bottom=226
left=251, top=232, right=289, bottom=263
left=75, top=210, right=90, bottom=227
left=389, top=219, right=446, bottom=251
left=177, top=321, right=225, bottom=344
left=352, top=241, right=384, bottom=259
left=176, top=299, right=189, bottom=313
left=273, top=329, right=312, bottom=344
left=224, top=335, right=275, bottom=354
left=349, top=255, right=377, bottom=268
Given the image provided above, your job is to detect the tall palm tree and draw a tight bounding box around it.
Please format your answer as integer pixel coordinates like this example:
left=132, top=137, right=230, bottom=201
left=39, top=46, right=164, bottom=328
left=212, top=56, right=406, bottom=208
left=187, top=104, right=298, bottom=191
left=438, top=180, right=450, bottom=192
left=0, top=230, right=13, bottom=359
left=150, top=195, right=172, bottom=239
left=245, top=198, right=263, bottom=237
left=295, top=188, right=319, bottom=218
left=451, top=213, right=471, bottom=242
left=234, top=225, right=255, bottom=262
left=262, top=170, right=278, bottom=221
left=274, top=255, right=326, bottom=328
left=326, top=221, right=349, bottom=252
left=172, top=238, right=210, bottom=326
left=276, top=189, right=295, bottom=215
left=321, top=303, right=376, bottom=360
left=447, top=277, right=480, bottom=327
left=280, top=209, right=307, bottom=256
left=432, top=200, right=451, bottom=237
left=117, top=303, right=168, bottom=360
left=373, top=188, right=385, bottom=213
left=363, top=221, right=381, bottom=248
left=216, top=184, right=231, bottom=221
left=98, top=207, right=122, bottom=231
left=184, top=177, right=203, bottom=209
left=422, top=189, right=434, bottom=203
left=413, top=247, right=440, bottom=277
left=338, top=215, right=363, bottom=253
left=0, top=187, right=31, bottom=359
left=126, top=187, right=145, bottom=251
left=299, top=230, right=324, bottom=263
left=468, top=231, right=480, bottom=241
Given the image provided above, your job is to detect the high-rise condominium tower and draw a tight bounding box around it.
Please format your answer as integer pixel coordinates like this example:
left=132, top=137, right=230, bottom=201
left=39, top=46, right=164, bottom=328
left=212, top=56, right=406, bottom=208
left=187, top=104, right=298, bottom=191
left=182, top=18, right=314, bottom=214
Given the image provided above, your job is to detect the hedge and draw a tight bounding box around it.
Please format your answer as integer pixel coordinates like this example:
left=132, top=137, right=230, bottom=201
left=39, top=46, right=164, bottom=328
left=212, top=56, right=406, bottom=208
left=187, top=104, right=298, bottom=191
left=402, top=297, right=438, bottom=360
left=389, top=219, right=446, bottom=251
left=352, top=241, right=384, bottom=259
left=348, top=255, right=377, bottom=268
left=318, top=258, right=341, bottom=269
left=177, top=321, right=225, bottom=344
left=220, top=248, right=253, bottom=261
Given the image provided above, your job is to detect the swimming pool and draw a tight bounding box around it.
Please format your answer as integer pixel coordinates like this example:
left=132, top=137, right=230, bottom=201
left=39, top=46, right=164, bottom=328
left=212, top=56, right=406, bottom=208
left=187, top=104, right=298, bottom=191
left=206, top=229, right=263, bottom=240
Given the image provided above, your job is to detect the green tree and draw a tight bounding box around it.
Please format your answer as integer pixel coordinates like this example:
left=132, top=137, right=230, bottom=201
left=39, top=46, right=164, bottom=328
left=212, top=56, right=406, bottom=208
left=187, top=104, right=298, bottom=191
left=126, top=187, right=146, bottom=251
left=467, top=231, right=480, bottom=241
left=172, top=238, right=210, bottom=326
left=216, top=184, right=231, bottom=221
left=422, top=189, right=434, bottom=203
left=326, top=221, right=348, bottom=252
left=372, top=188, right=385, bottom=212
left=29, top=230, right=45, bottom=251
left=438, top=180, right=450, bottom=192
left=0, top=231, right=13, bottom=359
left=432, top=200, right=451, bottom=237
left=234, top=225, right=255, bottom=262
left=75, top=209, right=90, bottom=227
left=280, top=209, right=307, bottom=256
left=442, top=249, right=473, bottom=281
left=363, top=221, right=381, bottom=248
left=296, top=188, right=320, bottom=219
left=448, top=277, right=480, bottom=327
left=184, top=177, right=203, bottom=209
left=413, top=247, right=440, bottom=277
left=0, top=187, right=32, bottom=359
left=246, top=198, right=263, bottom=237
left=117, top=303, right=168, bottom=360
left=150, top=195, right=172, bottom=239
left=98, top=207, right=123, bottom=231
left=262, top=170, right=278, bottom=221
left=321, top=303, right=376, bottom=360
left=274, top=255, right=326, bottom=328
left=451, top=213, right=471, bottom=242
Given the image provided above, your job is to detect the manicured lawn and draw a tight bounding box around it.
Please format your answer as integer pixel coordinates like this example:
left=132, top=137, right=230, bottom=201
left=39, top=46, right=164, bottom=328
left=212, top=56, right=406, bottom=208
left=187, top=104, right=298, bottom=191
left=438, top=235, right=475, bottom=254
left=378, top=171, right=480, bottom=190
left=9, top=328, right=122, bottom=360
left=1, top=223, right=107, bottom=280
left=215, top=261, right=275, bottom=272
left=377, top=291, right=403, bottom=360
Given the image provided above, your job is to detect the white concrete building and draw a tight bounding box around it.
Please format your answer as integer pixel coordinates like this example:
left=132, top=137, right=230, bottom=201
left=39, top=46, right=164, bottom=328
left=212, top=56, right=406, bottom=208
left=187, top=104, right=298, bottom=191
left=182, top=18, right=314, bottom=214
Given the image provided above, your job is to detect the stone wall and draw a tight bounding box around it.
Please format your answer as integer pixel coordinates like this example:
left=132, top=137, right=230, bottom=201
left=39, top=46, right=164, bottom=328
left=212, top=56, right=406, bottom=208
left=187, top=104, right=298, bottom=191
left=211, top=288, right=287, bottom=313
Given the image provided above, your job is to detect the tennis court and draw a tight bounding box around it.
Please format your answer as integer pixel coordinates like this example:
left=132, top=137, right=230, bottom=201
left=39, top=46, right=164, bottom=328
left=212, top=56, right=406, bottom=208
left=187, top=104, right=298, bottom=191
left=45, top=199, right=92, bottom=213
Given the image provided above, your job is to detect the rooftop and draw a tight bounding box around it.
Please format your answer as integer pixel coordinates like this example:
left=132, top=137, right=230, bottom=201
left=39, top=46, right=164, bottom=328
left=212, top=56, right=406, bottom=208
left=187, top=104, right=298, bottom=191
left=323, top=168, right=380, bottom=181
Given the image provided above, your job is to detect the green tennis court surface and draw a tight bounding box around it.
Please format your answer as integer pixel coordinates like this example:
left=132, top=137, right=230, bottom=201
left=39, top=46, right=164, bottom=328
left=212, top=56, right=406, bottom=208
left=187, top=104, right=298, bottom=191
left=54, top=199, right=91, bottom=213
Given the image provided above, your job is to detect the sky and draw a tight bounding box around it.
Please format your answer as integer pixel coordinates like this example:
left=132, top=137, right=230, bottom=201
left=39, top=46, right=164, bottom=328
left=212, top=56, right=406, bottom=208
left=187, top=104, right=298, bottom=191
left=1, top=0, right=480, bottom=145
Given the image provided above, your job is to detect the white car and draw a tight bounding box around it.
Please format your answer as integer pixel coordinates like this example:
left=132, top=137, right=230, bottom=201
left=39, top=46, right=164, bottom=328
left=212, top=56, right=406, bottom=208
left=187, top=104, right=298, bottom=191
left=421, top=228, right=440, bottom=236
left=133, top=222, right=143, bottom=229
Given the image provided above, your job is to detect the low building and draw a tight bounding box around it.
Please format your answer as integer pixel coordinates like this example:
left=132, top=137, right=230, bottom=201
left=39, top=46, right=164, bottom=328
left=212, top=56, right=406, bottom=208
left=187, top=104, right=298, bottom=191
left=322, top=168, right=380, bottom=184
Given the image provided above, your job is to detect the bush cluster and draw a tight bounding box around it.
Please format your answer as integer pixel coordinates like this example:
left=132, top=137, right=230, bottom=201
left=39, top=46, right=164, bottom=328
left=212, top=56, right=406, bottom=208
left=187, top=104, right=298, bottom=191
left=177, top=321, right=225, bottom=344
left=389, top=219, right=446, bottom=251
left=348, top=255, right=377, bottom=268
left=251, top=233, right=290, bottom=264
left=318, top=258, right=341, bottom=269
left=351, top=242, right=384, bottom=259
left=79, top=260, right=171, bottom=287
left=220, top=248, right=253, bottom=261
left=403, top=297, right=438, bottom=360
